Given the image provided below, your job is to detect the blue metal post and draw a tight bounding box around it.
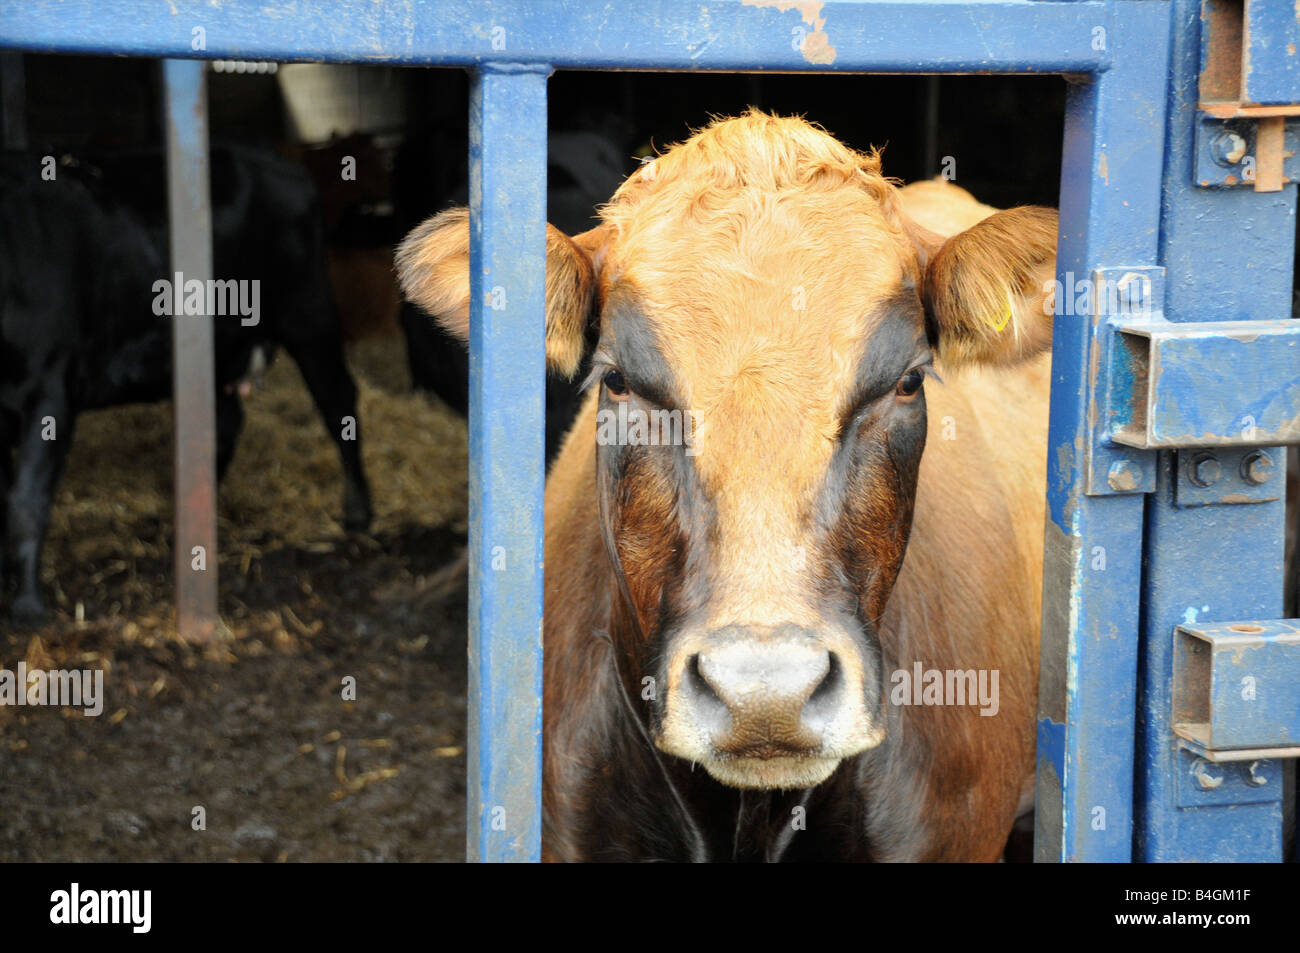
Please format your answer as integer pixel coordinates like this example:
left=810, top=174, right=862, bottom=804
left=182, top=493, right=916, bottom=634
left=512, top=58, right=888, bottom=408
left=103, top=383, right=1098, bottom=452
left=465, top=64, right=549, bottom=863
left=1035, top=1, right=1172, bottom=862
left=1134, top=0, right=1296, bottom=861
left=162, top=58, right=218, bottom=644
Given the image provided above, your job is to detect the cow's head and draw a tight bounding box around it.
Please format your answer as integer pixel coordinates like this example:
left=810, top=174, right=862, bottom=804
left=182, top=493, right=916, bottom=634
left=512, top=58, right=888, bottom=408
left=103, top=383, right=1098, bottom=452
left=398, top=112, right=1056, bottom=790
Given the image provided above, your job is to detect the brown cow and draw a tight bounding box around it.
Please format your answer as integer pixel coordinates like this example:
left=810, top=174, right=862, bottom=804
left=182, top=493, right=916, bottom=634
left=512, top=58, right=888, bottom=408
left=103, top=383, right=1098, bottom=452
left=398, top=112, right=1057, bottom=861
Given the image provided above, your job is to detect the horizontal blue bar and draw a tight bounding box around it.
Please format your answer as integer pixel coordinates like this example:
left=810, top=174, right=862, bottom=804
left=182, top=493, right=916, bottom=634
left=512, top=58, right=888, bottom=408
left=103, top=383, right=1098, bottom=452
left=0, top=0, right=1112, bottom=73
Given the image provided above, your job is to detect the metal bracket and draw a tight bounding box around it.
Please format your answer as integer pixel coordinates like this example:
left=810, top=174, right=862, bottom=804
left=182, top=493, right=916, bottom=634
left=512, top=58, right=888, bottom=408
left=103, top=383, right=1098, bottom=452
left=1088, top=292, right=1298, bottom=503
left=1111, top=319, right=1300, bottom=450
left=1082, top=267, right=1163, bottom=496
left=1173, top=447, right=1285, bottom=508
left=1173, top=619, right=1300, bottom=761
left=1196, top=0, right=1300, bottom=192
left=1175, top=748, right=1281, bottom=808
left=1194, top=113, right=1298, bottom=190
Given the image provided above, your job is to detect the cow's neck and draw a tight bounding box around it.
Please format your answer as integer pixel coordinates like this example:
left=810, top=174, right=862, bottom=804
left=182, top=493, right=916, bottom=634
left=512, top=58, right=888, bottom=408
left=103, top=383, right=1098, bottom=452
left=574, top=701, right=878, bottom=861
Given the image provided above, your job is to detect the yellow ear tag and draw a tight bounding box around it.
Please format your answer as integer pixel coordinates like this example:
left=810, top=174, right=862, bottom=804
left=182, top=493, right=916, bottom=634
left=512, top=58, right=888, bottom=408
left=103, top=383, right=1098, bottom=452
left=984, top=295, right=1013, bottom=332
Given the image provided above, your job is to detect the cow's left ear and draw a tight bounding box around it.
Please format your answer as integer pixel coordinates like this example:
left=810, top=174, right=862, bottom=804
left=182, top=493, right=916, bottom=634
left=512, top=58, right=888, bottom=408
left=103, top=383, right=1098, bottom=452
left=918, top=206, right=1058, bottom=367
left=395, top=207, right=608, bottom=379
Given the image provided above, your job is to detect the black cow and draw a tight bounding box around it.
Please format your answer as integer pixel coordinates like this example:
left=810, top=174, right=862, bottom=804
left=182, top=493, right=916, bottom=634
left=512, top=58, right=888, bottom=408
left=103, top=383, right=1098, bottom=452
left=394, top=130, right=632, bottom=462
left=0, top=146, right=371, bottom=622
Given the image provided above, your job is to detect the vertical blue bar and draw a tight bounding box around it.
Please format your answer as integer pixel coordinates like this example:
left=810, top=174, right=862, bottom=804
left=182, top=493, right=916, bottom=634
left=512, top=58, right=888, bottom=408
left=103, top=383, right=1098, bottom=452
left=163, top=58, right=219, bottom=644
left=1135, top=0, right=1296, bottom=861
left=1035, top=1, right=1171, bottom=862
left=466, top=64, right=549, bottom=863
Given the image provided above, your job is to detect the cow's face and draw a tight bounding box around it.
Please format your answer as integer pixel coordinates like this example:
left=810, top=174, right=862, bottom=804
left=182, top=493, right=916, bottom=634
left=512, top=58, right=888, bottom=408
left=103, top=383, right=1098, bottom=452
left=398, top=112, right=1057, bottom=791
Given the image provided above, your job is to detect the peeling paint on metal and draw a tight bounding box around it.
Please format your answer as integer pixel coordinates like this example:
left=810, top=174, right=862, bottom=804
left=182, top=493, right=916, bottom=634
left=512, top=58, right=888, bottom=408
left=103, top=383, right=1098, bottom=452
left=743, top=0, right=837, bottom=65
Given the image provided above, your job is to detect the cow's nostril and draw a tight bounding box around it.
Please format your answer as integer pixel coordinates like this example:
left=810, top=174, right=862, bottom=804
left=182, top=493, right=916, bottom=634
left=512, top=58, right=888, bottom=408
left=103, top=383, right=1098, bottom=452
left=686, top=652, right=730, bottom=733
left=801, top=652, right=843, bottom=731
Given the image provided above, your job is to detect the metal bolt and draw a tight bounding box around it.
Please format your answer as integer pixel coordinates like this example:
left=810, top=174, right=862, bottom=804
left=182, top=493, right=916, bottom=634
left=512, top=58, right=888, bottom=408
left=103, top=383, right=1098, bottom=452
left=1189, top=452, right=1222, bottom=488
left=1211, top=131, right=1248, bottom=166
left=1240, top=451, right=1275, bottom=486
left=1191, top=757, right=1223, bottom=790
left=1246, top=761, right=1269, bottom=787
left=1107, top=460, right=1142, bottom=492
left=1115, top=272, right=1147, bottom=313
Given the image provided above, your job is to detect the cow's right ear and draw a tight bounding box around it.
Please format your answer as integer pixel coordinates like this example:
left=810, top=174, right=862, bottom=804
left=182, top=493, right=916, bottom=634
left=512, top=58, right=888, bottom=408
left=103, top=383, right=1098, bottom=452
left=912, top=206, right=1058, bottom=368
left=395, top=207, right=607, bottom=379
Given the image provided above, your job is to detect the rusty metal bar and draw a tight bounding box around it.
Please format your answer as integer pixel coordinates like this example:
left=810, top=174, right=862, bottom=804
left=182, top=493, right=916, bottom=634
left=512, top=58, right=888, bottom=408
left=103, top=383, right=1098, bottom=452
left=1254, top=115, right=1286, bottom=192
left=162, top=58, right=218, bottom=643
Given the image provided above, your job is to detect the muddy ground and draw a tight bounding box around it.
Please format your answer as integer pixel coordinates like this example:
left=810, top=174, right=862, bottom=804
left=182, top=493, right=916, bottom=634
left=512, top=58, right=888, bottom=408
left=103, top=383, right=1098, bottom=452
left=0, top=335, right=472, bottom=861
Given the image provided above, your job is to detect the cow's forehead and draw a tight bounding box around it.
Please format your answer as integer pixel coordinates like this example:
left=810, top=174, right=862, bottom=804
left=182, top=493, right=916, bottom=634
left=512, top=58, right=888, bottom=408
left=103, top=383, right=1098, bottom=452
left=597, top=115, right=920, bottom=407
left=600, top=190, right=921, bottom=484
left=606, top=188, right=913, bottom=388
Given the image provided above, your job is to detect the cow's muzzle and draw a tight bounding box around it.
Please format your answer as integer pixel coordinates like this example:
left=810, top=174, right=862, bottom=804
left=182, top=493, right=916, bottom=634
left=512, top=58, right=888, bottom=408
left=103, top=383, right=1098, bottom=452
left=656, top=624, right=884, bottom=790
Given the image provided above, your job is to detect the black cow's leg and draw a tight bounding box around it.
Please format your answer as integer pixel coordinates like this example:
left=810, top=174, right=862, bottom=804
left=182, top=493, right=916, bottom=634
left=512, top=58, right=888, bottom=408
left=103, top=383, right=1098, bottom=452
left=400, top=302, right=437, bottom=393
left=216, top=388, right=245, bottom=482
left=0, top=435, right=12, bottom=591
left=281, top=338, right=372, bottom=532
left=7, top=372, right=74, bottom=622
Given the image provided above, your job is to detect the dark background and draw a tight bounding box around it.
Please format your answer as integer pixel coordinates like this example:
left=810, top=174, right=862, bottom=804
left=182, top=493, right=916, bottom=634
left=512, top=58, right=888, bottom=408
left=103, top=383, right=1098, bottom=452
left=11, top=55, right=1067, bottom=220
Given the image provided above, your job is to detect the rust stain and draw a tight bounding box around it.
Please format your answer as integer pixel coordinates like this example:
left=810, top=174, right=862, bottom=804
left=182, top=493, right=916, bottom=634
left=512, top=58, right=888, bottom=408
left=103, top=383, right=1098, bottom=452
left=1254, top=116, right=1286, bottom=191
left=1203, top=102, right=1300, bottom=118
left=1218, top=493, right=1264, bottom=505
left=1243, top=6, right=1252, bottom=95
left=1098, top=150, right=1109, bottom=185
left=743, top=0, right=837, bottom=65
left=1199, top=0, right=1243, bottom=106
left=1086, top=317, right=1101, bottom=437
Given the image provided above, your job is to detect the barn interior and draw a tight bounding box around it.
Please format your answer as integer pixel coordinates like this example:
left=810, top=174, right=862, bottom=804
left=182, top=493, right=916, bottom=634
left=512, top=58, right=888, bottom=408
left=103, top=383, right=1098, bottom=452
left=0, top=53, right=1228, bottom=860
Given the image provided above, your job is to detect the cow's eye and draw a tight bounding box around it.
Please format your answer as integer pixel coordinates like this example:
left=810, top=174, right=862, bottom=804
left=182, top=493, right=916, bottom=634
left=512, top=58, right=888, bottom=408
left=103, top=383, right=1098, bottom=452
left=896, top=368, right=924, bottom=398
left=604, top=368, right=630, bottom=399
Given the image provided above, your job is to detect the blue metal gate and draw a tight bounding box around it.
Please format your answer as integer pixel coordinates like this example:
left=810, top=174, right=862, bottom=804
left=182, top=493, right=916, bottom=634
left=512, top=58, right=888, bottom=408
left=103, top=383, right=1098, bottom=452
left=2, top=0, right=1296, bottom=862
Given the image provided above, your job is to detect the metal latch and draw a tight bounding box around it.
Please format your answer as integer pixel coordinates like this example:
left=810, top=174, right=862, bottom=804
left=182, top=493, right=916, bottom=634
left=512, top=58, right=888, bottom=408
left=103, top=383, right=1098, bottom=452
left=1080, top=266, right=1297, bottom=502
left=1195, top=0, right=1300, bottom=191
left=1111, top=319, right=1300, bottom=449
left=1173, top=619, right=1300, bottom=762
